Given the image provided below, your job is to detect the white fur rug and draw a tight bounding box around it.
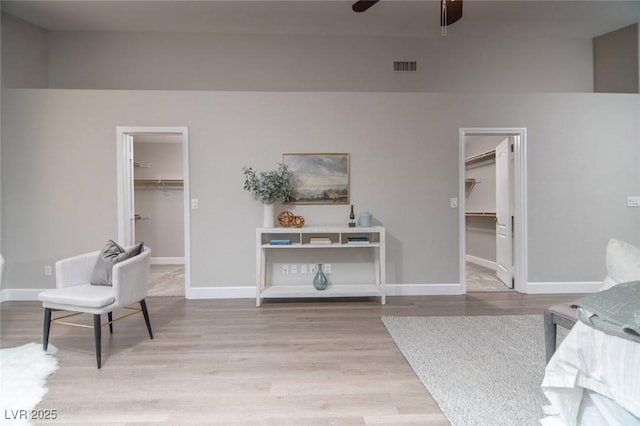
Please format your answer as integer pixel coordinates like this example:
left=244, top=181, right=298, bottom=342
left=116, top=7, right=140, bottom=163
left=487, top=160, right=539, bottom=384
left=0, top=343, right=58, bottom=425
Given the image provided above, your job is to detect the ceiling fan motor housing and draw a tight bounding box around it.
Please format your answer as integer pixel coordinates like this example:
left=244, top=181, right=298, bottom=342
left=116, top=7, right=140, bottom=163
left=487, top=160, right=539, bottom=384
left=352, top=0, right=463, bottom=27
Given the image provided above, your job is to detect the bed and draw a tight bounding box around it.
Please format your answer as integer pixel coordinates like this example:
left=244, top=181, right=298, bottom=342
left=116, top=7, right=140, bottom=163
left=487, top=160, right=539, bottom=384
left=541, top=320, right=640, bottom=425
left=540, top=238, right=640, bottom=426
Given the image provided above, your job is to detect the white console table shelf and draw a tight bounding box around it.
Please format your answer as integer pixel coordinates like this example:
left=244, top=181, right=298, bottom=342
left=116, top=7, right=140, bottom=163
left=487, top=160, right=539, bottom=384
left=256, top=226, right=386, bottom=306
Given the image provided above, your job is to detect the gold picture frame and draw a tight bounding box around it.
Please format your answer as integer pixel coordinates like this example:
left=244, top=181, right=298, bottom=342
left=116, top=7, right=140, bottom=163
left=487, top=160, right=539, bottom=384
left=282, top=153, right=350, bottom=204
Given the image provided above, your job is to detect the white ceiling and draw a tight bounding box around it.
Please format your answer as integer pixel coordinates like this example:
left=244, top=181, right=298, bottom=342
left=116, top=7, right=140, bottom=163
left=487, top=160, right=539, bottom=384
left=2, top=1, right=639, bottom=39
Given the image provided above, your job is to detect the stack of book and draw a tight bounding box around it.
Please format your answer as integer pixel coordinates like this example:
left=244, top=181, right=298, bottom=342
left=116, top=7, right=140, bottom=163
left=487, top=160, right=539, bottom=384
left=347, top=236, right=370, bottom=245
left=269, top=239, right=292, bottom=245
left=309, top=237, right=332, bottom=245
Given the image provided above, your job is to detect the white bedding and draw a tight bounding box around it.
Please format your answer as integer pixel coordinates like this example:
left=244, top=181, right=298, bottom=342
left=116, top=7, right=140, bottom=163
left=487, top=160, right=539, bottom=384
left=540, top=321, right=640, bottom=425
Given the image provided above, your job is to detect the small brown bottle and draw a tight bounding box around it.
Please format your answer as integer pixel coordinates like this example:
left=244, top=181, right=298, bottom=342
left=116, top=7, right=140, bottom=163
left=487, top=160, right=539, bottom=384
left=349, top=205, right=356, bottom=227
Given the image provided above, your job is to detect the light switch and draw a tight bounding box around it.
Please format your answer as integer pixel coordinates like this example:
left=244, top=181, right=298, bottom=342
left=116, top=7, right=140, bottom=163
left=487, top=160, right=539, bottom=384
left=627, top=196, right=640, bottom=207
left=450, top=197, right=459, bottom=208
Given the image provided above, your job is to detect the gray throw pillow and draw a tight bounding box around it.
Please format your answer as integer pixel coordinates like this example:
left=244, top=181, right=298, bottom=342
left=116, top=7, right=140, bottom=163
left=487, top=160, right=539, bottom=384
left=90, top=240, right=144, bottom=286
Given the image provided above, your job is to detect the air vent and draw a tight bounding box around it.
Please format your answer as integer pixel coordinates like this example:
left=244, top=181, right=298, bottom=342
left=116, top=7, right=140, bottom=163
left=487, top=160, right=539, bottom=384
left=393, top=61, right=417, bottom=72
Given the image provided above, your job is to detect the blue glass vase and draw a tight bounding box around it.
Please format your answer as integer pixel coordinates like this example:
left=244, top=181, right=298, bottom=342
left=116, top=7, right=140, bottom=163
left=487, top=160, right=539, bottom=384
left=313, top=264, right=328, bottom=290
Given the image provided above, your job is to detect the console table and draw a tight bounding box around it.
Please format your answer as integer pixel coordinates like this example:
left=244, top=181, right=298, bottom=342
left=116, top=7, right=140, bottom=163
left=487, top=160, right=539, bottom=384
left=255, top=226, right=386, bottom=306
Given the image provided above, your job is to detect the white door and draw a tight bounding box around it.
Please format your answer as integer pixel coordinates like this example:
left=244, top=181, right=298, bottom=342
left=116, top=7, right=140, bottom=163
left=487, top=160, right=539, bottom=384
left=495, top=138, right=513, bottom=288
left=124, top=133, right=136, bottom=246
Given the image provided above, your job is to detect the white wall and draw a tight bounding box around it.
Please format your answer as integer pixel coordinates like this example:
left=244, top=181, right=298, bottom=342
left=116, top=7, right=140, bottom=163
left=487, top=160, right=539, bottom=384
left=40, top=31, right=594, bottom=92
left=1, top=14, right=48, bottom=88
left=594, top=24, right=639, bottom=93
left=0, top=13, right=3, bottom=282
left=466, top=217, right=496, bottom=263
left=1, top=15, right=639, bottom=296
left=2, top=90, right=638, bottom=295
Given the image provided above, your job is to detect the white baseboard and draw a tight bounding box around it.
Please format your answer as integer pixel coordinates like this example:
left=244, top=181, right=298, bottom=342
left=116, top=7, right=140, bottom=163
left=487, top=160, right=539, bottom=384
left=0, top=281, right=602, bottom=303
left=186, top=286, right=256, bottom=299
left=0, top=286, right=249, bottom=302
left=466, top=255, right=497, bottom=271
left=526, top=281, right=602, bottom=294
left=385, top=283, right=463, bottom=296
left=0, top=288, right=45, bottom=302
left=195, top=282, right=598, bottom=298
left=151, top=257, right=184, bottom=265
left=185, top=283, right=463, bottom=299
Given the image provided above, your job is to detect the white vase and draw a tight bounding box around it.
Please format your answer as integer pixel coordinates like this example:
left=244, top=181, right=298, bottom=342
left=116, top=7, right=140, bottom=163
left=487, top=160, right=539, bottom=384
left=263, top=203, right=275, bottom=228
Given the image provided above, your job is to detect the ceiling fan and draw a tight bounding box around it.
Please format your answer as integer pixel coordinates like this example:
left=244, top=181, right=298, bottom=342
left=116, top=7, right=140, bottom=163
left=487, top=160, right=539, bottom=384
left=352, top=0, right=463, bottom=27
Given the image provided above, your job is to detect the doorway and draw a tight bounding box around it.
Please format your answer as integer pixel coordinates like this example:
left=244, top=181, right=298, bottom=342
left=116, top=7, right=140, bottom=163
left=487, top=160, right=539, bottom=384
left=117, top=127, right=190, bottom=298
left=459, top=128, right=528, bottom=294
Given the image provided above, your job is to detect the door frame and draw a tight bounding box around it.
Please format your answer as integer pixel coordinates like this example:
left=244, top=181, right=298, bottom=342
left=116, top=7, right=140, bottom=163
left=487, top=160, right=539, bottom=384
left=459, top=128, right=528, bottom=293
left=116, top=126, right=191, bottom=297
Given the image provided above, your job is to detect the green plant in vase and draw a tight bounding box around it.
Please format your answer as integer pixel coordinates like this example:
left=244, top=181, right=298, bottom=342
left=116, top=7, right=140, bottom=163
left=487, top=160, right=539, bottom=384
left=242, top=163, right=292, bottom=227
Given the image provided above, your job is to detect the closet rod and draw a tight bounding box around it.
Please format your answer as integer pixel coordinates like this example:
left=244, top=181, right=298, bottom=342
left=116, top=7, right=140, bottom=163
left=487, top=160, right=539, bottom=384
left=134, top=179, right=183, bottom=185
left=465, top=212, right=497, bottom=220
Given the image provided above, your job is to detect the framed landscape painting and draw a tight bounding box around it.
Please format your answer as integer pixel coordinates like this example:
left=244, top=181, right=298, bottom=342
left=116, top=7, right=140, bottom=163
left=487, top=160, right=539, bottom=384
left=282, top=153, right=350, bottom=204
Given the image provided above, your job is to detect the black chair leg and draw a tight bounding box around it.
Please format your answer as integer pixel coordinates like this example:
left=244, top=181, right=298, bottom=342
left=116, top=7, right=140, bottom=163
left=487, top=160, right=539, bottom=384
left=93, top=314, right=102, bottom=369
left=543, top=309, right=556, bottom=364
left=140, top=299, right=153, bottom=339
left=107, top=312, right=113, bottom=334
left=43, top=308, right=52, bottom=351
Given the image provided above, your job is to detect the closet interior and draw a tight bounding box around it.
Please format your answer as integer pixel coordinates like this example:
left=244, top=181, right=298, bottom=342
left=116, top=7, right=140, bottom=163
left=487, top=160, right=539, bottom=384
left=133, top=135, right=185, bottom=296
left=465, top=135, right=514, bottom=292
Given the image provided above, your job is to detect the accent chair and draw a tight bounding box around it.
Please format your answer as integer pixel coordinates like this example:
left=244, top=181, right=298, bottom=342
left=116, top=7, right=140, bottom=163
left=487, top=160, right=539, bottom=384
left=39, top=246, right=153, bottom=368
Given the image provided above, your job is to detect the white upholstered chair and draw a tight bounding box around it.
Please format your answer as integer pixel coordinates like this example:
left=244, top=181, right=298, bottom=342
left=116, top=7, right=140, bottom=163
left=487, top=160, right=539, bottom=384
left=39, top=246, right=153, bottom=368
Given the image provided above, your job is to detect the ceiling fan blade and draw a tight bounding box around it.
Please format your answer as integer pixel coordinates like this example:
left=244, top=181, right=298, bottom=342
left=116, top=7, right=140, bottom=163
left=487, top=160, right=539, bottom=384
left=441, top=0, right=463, bottom=26
left=352, top=0, right=379, bottom=13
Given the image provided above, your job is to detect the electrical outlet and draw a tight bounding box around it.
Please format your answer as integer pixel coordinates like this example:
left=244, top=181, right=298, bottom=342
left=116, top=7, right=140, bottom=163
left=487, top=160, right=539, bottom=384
left=291, top=264, right=298, bottom=274
left=282, top=264, right=289, bottom=275
left=44, top=265, right=52, bottom=276
left=323, top=264, right=332, bottom=274
left=627, top=196, right=640, bottom=207
left=309, top=264, right=317, bottom=274
left=300, top=264, right=308, bottom=274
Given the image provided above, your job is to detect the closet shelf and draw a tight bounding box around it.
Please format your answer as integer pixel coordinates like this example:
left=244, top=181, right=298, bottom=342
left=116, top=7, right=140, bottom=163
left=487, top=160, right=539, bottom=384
left=465, top=150, right=495, bottom=169
left=134, top=179, right=183, bottom=186
left=465, top=178, right=476, bottom=196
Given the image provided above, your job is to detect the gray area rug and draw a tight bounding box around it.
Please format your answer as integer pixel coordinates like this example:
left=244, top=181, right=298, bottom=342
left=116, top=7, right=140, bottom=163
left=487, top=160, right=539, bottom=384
left=383, top=315, right=549, bottom=426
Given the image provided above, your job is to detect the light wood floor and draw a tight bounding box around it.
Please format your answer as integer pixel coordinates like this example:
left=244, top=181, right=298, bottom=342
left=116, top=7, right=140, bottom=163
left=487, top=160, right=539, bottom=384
left=0, top=293, right=579, bottom=425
